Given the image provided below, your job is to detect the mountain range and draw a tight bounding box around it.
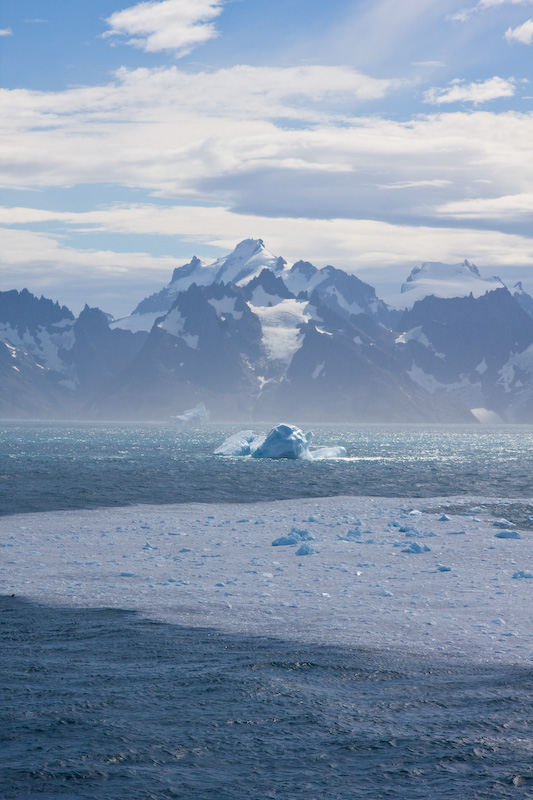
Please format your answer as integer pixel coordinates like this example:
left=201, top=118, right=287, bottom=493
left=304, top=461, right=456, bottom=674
left=2, top=238, right=533, bottom=423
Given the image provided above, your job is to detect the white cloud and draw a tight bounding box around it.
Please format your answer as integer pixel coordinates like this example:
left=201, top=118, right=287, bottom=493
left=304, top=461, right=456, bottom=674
left=0, top=27, right=13, bottom=36
left=0, top=64, right=400, bottom=196
left=453, top=0, right=533, bottom=21
left=0, top=226, right=181, bottom=316
left=411, top=60, right=446, bottom=67
left=2, top=202, right=533, bottom=271
left=423, top=76, right=516, bottom=104
left=3, top=202, right=533, bottom=317
left=1, top=66, right=533, bottom=232
left=479, top=0, right=533, bottom=7
left=2, top=64, right=533, bottom=307
left=505, top=18, right=533, bottom=42
left=103, top=0, right=224, bottom=56
left=437, top=192, right=533, bottom=217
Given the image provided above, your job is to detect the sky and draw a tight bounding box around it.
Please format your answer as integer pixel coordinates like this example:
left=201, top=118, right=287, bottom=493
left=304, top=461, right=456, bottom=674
left=1, top=0, right=533, bottom=317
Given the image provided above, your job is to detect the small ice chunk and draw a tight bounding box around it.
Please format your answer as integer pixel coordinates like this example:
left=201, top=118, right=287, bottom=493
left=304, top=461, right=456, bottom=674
left=438, top=514, right=451, bottom=522
left=436, top=565, right=451, bottom=572
left=214, top=430, right=263, bottom=456
left=494, top=531, right=521, bottom=539
left=272, top=527, right=313, bottom=546
left=272, top=534, right=300, bottom=546
left=401, top=542, right=431, bottom=553
left=493, top=519, right=513, bottom=528
left=338, top=527, right=362, bottom=541
left=295, top=543, right=315, bottom=556
left=290, top=527, right=313, bottom=540
left=310, top=446, right=347, bottom=459
left=513, top=570, right=533, bottom=579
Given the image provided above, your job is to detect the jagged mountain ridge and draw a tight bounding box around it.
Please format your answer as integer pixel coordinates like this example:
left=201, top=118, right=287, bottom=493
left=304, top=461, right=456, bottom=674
left=2, top=238, right=533, bottom=421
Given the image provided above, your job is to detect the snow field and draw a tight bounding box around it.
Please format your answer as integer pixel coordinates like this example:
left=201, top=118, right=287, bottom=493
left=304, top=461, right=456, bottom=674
left=1, top=495, right=532, bottom=663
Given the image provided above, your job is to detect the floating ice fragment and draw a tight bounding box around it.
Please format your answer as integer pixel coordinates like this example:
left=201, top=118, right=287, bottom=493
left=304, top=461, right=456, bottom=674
left=493, top=519, right=513, bottom=528
left=272, top=534, right=300, bottom=546
left=338, top=527, right=362, bottom=541
left=494, top=531, right=521, bottom=539
left=213, top=430, right=263, bottom=456
left=401, top=542, right=431, bottom=554
left=120, top=572, right=136, bottom=577
left=290, top=527, right=313, bottom=540
left=310, top=446, right=347, bottom=459
left=436, top=565, right=451, bottom=572
left=215, top=424, right=346, bottom=460
left=272, top=527, right=313, bottom=546
left=405, top=529, right=436, bottom=538
left=295, top=543, right=315, bottom=556
left=438, top=514, right=450, bottom=522
left=252, top=424, right=313, bottom=459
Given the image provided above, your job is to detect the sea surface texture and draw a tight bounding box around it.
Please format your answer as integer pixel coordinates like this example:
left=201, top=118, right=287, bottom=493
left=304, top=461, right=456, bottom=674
left=2, top=421, right=533, bottom=515
left=2, top=596, right=533, bottom=800
left=2, top=422, right=533, bottom=799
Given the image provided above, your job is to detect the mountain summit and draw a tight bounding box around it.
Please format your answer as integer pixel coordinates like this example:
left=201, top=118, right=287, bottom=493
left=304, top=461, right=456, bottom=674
left=3, top=240, right=533, bottom=423
left=385, top=259, right=505, bottom=310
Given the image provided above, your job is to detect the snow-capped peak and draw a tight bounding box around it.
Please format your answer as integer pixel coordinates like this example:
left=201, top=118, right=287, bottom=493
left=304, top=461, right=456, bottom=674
left=169, top=256, right=207, bottom=286
left=212, top=238, right=287, bottom=285
left=403, top=259, right=482, bottom=288
left=385, top=259, right=505, bottom=310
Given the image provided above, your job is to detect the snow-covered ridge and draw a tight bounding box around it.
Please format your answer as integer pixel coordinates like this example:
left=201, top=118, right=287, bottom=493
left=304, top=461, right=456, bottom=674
left=385, top=260, right=505, bottom=311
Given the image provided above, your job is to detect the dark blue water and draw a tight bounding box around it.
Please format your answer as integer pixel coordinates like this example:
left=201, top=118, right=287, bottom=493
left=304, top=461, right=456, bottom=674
left=2, top=596, right=532, bottom=800
left=2, top=421, right=533, bottom=516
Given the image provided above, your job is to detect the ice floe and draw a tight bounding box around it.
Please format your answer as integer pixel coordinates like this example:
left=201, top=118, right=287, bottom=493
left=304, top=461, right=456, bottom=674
left=2, top=495, right=533, bottom=664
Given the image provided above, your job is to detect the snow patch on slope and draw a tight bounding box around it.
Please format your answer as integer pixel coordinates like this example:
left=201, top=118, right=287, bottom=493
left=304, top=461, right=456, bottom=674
left=250, top=299, right=311, bottom=363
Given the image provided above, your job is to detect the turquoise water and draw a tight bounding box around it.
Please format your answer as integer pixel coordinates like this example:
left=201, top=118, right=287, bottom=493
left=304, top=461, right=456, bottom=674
left=2, top=422, right=533, bottom=516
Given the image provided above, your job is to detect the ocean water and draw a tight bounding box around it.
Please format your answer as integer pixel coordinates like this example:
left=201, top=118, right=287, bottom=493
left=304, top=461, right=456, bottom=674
left=3, top=421, right=533, bottom=799
left=2, top=421, right=533, bottom=516
left=2, top=596, right=533, bottom=800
